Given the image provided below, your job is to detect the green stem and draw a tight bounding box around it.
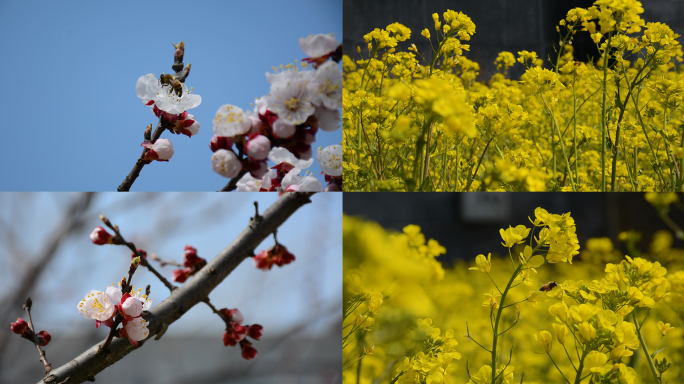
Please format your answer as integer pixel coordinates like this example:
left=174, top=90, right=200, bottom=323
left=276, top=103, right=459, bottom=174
left=343, top=353, right=367, bottom=371
left=600, top=34, right=612, bottom=192
left=633, top=310, right=660, bottom=383
left=465, top=137, right=494, bottom=192
left=541, top=94, right=576, bottom=191
left=491, top=264, right=523, bottom=384
left=573, top=348, right=588, bottom=384
left=547, top=353, right=571, bottom=384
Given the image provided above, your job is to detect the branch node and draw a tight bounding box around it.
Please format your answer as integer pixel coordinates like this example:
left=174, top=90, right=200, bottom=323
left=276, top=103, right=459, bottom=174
left=250, top=202, right=263, bottom=228
left=155, top=323, right=170, bottom=341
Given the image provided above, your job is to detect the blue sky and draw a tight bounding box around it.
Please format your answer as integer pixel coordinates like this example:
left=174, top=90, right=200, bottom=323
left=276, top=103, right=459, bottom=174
left=0, top=0, right=342, bottom=191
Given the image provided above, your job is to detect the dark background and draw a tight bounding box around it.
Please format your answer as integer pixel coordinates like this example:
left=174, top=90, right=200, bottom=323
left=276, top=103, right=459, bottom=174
left=343, top=0, right=684, bottom=80
left=343, top=193, right=684, bottom=264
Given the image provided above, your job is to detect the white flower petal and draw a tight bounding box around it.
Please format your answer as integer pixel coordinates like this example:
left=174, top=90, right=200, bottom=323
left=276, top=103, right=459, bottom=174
left=309, top=61, right=342, bottom=109
left=268, top=147, right=313, bottom=169
left=314, top=107, right=341, bottom=132
left=136, top=74, right=156, bottom=104
left=299, top=34, right=339, bottom=58
left=124, top=317, right=149, bottom=341
left=77, top=290, right=116, bottom=321
left=317, top=144, right=343, bottom=177
left=213, top=104, right=252, bottom=137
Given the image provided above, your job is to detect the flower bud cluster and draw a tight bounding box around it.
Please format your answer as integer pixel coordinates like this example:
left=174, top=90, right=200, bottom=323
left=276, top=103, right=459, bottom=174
left=10, top=318, right=51, bottom=346
left=171, top=245, right=207, bottom=283
left=210, top=33, right=342, bottom=185
left=254, top=244, right=296, bottom=270
left=219, top=308, right=263, bottom=360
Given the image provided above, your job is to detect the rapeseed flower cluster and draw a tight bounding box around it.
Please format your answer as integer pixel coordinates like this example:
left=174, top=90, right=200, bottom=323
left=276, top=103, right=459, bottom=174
left=343, top=198, right=684, bottom=383
left=344, top=0, right=684, bottom=191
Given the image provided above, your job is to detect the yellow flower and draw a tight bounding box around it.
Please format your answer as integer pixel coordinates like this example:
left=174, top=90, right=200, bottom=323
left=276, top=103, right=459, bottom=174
left=658, top=321, right=674, bottom=335
left=579, top=321, right=596, bottom=342
left=526, top=291, right=539, bottom=306
left=469, top=253, right=491, bottom=273
left=364, top=343, right=374, bottom=355
left=368, top=293, right=383, bottom=314
left=499, top=225, right=531, bottom=248
left=584, top=351, right=613, bottom=375
left=552, top=323, right=568, bottom=344
left=421, top=28, right=430, bottom=39
left=535, top=330, right=552, bottom=353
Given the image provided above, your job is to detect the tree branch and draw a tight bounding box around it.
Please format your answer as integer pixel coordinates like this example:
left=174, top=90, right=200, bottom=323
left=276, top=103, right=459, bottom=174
left=117, top=122, right=165, bottom=192
left=40, top=193, right=314, bottom=384
left=220, top=170, right=248, bottom=192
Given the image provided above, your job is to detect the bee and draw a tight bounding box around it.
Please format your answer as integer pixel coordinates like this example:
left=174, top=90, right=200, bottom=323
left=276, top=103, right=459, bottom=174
left=539, top=281, right=559, bottom=292
left=331, top=44, right=343, bottom=63
left=159, top=73, right=182, bottom=97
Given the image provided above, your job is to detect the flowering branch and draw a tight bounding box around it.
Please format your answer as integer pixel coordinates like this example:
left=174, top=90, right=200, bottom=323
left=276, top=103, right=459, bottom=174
left=40, top=193, right=314, bottom=384
left=118, top=41, right=195, bottom=192
left=22, top=298, right=52, bottom=374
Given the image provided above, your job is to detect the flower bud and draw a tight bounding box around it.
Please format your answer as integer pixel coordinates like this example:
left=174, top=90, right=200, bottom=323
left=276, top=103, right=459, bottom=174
left=211, top=149, right=241, bottom=179
left=219, top=308, right=244, bottom=324
left=223, top=331, right=238, bottom=347
left=244, top=159, right=269, bottom=178
left=232, top=324, right=248, bottom=342
left=131, top=256, right=141, bottom=268
left=324, top=183, right=342, bottom=192
left=10, top=318, right=28, bottom=335
left=272, top=119, right=296, bottom=139
left=248, top=115, right=265, bottom=135
left=36, top=330, right=51, bottom=346
left=142, top=139, right=174, bottom=162
left=248, top=324, right=263, bottom=340
left=172, top=268, right=192, bottom=283
left=244, top=134, right=271, bottom=161
left=90, top=226, right=114, bottom=245
left=240, top=341, right=258, bottom=360
left=121, top=296, right=143, bottom=319
left=209, top=135, right=235, bottom=152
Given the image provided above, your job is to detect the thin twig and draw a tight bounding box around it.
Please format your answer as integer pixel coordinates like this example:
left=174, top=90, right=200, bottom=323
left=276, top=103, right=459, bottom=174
left=22, top=297, right=52, bottom=374
left=150, top=253, right=183, bottom=268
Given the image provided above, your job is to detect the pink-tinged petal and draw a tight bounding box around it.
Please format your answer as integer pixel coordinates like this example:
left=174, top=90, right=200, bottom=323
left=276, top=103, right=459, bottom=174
left=95, top=320, right=101, bottom=328
left=211, top=149, right=241, bottom=179
left=129, top=338, right=138, bottom=347
left=141, top=142, right=154, bottom=149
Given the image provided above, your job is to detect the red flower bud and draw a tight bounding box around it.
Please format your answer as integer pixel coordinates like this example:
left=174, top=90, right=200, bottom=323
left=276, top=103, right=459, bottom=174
left=36, top=330, right=51, bottom=346
left=240, top=340, right=258, bottom=360
left=218, top=308, right=244, bottom=324
left=10, top=318, right=28, bottom=335
left=248, top=324, right=263, bottom=340
left=90, top=226, right=114, bottom=245
left=171, top=268, right=192, bottom=283
left=223, top=331, right=238, bottom=347
left=210, top=135, right=235, bottom=152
